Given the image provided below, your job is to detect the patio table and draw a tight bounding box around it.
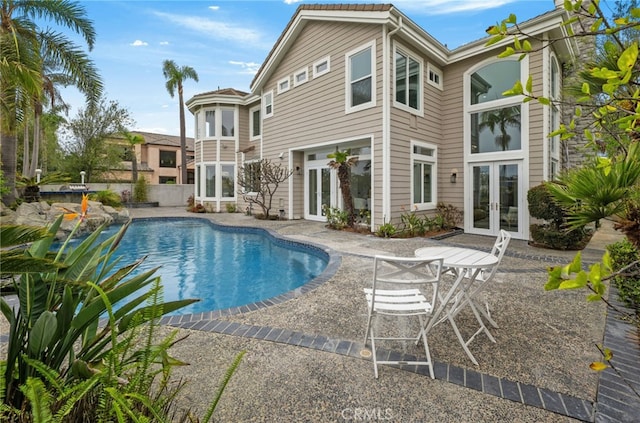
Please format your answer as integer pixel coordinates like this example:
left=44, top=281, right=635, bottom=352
left=415, top=246, right=499, bottom=365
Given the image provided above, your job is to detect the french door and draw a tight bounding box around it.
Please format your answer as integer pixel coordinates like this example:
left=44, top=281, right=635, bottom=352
left=468, top=161, right=522, bottom=237
left=305, top=165, right=333, bottom=220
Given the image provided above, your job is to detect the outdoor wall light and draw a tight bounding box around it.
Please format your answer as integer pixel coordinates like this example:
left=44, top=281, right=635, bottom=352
left=295, top=165, right=301, bottom=176
left=450, top=168, right=458, bottom=183
left=80, top=171, right=86, bottom=184
left=35, top=168, right=42, bottom=183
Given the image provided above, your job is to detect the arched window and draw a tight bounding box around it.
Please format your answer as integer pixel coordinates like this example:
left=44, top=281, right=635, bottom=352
left=469, top=60, right=522, bottom=153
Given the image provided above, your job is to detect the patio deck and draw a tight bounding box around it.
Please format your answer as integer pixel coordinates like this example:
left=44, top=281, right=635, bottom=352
left=2, top=207, right=638, bottom=421
left=124, top=207, right=638, bottom=422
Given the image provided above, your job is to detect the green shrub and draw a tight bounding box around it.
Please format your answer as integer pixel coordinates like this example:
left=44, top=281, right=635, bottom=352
left=323, top=205, right=349, bottom=230
left=400, top=209, right=427, bottom=236
left=133, top=176, right=149, bottom=203
left=375, top=220, right=397, bottom=238
left=607, top=238, right=640, bottom=312
left=226, top=203, right=237, bottom=213
left=528, top=183, right=591, bottom=249
left=90, top=189, right=122, bottom=207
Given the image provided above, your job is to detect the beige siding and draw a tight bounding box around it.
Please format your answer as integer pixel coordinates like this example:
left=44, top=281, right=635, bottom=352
left=261, top=21, right=384, bottom=218
left=528, top=41, right=546, bottom=188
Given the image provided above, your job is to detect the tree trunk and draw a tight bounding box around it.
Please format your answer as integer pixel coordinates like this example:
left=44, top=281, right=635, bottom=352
left=178, top=84, right=188, bottom=185
left=1, top=130, right=18, bottom=205
left=338, top=165, right=355, bottom=227
left=131, top=146, right=138, bottom=184
left=28, top=104, right=42, bottom=177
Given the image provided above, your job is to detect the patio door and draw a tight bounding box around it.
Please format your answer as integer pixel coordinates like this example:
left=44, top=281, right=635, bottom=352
left=468, top=161, right=522, bottom=237
left=305, top=165, right=333, bottom=221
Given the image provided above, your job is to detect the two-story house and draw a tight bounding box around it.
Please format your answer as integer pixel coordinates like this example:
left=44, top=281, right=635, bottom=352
left=186, top=2, right=580, bottom=240
left=109, top=131, right=195, bottom=185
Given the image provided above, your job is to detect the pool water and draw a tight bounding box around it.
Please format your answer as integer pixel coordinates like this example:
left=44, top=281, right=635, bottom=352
left=67, top=218, right=329, bottom=315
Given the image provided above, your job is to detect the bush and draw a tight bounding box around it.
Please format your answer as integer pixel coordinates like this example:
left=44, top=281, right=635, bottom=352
left=323, top=205, right=349, bottom=230
left=528, top=183, right=591, bottom=249
left=375, top=220, right=397, bottom=238
left=226, top=203, right=237, bottom=213
left=133, top=176, right=149, bottom=203
left=607, top=238, right=640, bottom=312
left=90, top=189, right=122, bottom=207
left=436, top=202, right=462, bottom=230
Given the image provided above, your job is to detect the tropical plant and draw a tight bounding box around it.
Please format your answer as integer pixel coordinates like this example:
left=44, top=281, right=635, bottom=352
left=327, top=149, right=358, bottom=227
left=375, top=220, right=397, bottom=238
left=162, top=60, right=199, bottom=185
left=236, top=158, right=293, bottom=219
left=489, top=0, right=640, bottom=374
left=0, top=0, right=102, bottom=205
left=121, top=131, right=145, bottom=184
left=89, top=189, right=122, bottom=208
left=323, top=205, right=349, bottom=230
left=15, top=171, right=70, bottom=203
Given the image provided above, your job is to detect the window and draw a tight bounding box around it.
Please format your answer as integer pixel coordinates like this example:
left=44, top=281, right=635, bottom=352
left=205, top=110, right=215, bottom=137
left=244, top=161, right=261, bottom=193
left=427, top=64, right=443, bottom=90
left=278, top=77, right=290, bottom=94
left=205, top=165, right=215, bottom=197
left=468, top=60, right=522, bottom=154
left=263, top=91, right=273, bottom=118
left=549, top=55, right=561, bottom=180
left=196, top=165, right=201, bottom=196
left=250, top=106, right=261, bottom=139
left=159, top=150, right=176, bottom=168
left=195, top=113, right=200, bottom=139
left=159, top=176, right=176, bottom=184
left=394, top=46, right=422, bottom=112
left=313, top=56, right=330, bottom=78
left=346, top=41, right=375, bottom=112
left=294, top=67, right=308, bottom=86
left=411, top=142, right=437, bottom=208
left=221, top=109, right=234, bottom=137
left=221, top=164, right=235, bottom=198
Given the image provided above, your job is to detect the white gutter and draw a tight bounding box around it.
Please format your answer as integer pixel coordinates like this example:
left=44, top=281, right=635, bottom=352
left=381, top=17, right=402, bottom=226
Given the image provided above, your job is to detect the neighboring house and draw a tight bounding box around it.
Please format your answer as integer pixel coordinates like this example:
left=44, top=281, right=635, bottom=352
left=186, top=2, right=583, bottom=240
left=108, top=131, right=195, bottom=185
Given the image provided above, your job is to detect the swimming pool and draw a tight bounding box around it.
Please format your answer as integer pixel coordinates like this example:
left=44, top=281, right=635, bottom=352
left=77, top=218, right=334, bottom=316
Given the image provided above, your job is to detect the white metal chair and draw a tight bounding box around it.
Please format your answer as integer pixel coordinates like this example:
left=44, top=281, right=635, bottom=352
left=363, top=255, right=444, bottom=379
left=452, top=229, right=511, bottom=333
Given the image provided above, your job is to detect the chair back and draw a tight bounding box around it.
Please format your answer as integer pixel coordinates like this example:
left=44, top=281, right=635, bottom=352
left=370, top=255, right=444, bottom=312
left=491, top=229, right=511, bottom=263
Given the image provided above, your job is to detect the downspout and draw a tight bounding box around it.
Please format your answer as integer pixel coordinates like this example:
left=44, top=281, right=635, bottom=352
left=381, top=16, right=402, bottom=228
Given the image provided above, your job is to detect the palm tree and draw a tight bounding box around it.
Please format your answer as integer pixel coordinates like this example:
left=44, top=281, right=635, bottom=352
left=479, top=106, right=521, bottom=151
left=122, top=131, right=145, bottom=183
left=328, top=149, right=359, bottom=227
left=162, top=60, right=198, bottom=185
left=0, top=0, right=101, bottom=205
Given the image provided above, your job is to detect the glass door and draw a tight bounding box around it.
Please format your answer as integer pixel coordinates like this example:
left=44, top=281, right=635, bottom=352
left=306, top=166, right=332, bottom=220
left=469, top=161, right=522, bottom=237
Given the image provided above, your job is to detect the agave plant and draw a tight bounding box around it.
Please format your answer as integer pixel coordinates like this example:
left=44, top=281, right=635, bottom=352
left=0, top=210, right=198, bottom=413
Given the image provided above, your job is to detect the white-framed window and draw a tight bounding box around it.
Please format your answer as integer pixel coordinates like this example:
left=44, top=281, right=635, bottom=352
left=194, top=113, right=200, bottom=139
left=263, top=91, right=273, bottom=118
left=313, top=56, right=330, bottom=78
left=205, top=109, right=215, bottom=137
left=427, top=63, right=443, bottom=90
left=221, top=109, right=235, bottom=137
left=220, top=163, right=235, bottom=198
left=277, top=77, right=290, bottom=94
left=394, top=44, right=422, bottom=114
left=250, top=105, right=261, bottom=140
left=294, top=67, right=308, bottom=86
left=346, top=40, right=376, bottom=113
left=411, top=141, right=437, bottom=209
left=202, top=163, right=236, bottom=199
left=468, top=59, right=523, bottom=154
left=243, top=160, right=261, bottom=194
left=205, top=164, right=216, bottom=197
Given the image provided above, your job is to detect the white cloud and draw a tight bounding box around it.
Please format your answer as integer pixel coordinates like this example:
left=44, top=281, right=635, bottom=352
left=392, top=0, right=514, bottom=15
left=153, top=11, right=263, bottom=45
left=229, top=60, right=261, bottom=74
left=159, top=41, right=169, bottom=45
left=208, top=6, right=220, bottom=11
left=283, top=0, right=302, bottom=4
left=130, top=40, right=148, bottom=47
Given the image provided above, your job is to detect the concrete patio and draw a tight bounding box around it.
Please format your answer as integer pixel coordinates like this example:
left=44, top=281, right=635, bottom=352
left=123, top=207, right=638, bottom=422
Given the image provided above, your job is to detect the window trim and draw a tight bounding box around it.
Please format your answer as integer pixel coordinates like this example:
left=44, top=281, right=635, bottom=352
left=220, top=108, right=235, bottom=138
left=249, top=105, right=261, bottom=141
left=159, top=149, right=177, bottom=168
left=345, top=40, right=376, bottom=114
left=411, top=140, right=437, bottom=210
left=277, top=77, right=290, bottom=94
left=312, top=56, right=330, bottom=78
left=294, top=67, right=308, bottom=86
left=263, top=90, right=274, bottom=118
left=202, top=108, right=216, bottom=139
left=393, top=43, right=423, bottom=116
left=427, top=63, right=443, bottom=90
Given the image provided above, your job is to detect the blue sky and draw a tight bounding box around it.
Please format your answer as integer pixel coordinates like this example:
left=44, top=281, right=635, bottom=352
left=59, top=0, right=562, bottom=136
